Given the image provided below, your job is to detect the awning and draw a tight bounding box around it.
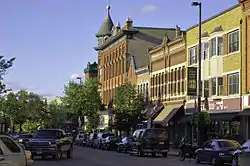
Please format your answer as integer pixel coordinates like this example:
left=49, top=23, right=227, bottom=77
left=210, top=112, right=239, bottom=121
left=237, top=108, right=250, bottom=116
left=153, top=104, right=183, bottom=124
left=179, top=112, right=239, bottom=124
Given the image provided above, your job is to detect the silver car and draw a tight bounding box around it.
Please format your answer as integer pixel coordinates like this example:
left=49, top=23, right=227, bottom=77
left=0, top=133, right=27, bottom=166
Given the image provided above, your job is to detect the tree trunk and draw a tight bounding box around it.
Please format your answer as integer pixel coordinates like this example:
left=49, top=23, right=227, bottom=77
left=19, top=123, right=23, bottom=133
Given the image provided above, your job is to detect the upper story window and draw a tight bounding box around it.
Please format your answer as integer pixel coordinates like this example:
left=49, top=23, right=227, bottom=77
left=203, top=80, right=209, bottom=97
left=228, top=30, right=240, bottom=54
left=228, top=73, right=239, bottom=95
left=211, top=38, right=217, bottom=56
left=211, top=77, right=216, bottom=96
left=188, top=46, right=197, bottom=65
left=217, top=37, right=223, bottom=55
left=211, top=37, right=223, bottom=56
left=202, top=42, right=209, bottom=60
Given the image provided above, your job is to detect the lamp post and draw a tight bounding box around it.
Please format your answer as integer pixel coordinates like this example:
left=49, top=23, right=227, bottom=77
left=192, top=1, right=202, bottom=146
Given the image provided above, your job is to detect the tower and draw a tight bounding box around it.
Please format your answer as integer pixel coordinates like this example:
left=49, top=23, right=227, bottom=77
left=96, top=3, right=114, bottom=46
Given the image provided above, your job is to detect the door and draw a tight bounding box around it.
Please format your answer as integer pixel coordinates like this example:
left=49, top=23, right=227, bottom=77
left=0, top=136, right=26, bottom=166
left=203, top=141, right=216, bottom=162
left=199, top=141, right=212, bottom=161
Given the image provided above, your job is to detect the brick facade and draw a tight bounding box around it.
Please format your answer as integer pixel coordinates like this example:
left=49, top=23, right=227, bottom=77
left=149, top=32, right=186, bottom=104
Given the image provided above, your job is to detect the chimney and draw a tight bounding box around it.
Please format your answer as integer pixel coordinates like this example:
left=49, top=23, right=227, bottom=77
left=125, top=17, right=133, bottom=29
left=176, top=25, right=181, bottom=38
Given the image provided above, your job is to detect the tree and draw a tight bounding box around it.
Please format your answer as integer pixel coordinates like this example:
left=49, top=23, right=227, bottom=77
left=62, top=78, right=101, bottom=130
left=45, top=100, right=66, bottom=129
left=114, top=82, right=145, bottom=133
left=0, top=56, right=15, bottom=94
left=2, top=90, right=48, bottom=132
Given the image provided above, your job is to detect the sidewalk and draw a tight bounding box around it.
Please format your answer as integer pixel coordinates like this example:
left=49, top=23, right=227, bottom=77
left=168, top=148, right=179, bottom=157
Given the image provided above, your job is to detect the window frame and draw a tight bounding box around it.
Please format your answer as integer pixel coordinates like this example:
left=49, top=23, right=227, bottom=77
left=211, top=38, right=217, bottom=56
left=228, top=73, right=239, bottom=95
left=228, top=30, right=240, bottom=54
left=217, top=77, right=224, bottom=96
left=211, top=77, right=217, bottom=96
left=188, top=46, right=197, bottom=65
left=202, top=42, right=209, bottom=60
left=203, top=80, right=209, bottom=97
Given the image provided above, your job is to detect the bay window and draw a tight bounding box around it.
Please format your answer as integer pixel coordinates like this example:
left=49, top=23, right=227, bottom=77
left=188, top=46, right=197, bottom=65
left=228, top=73, right=239, bottom=95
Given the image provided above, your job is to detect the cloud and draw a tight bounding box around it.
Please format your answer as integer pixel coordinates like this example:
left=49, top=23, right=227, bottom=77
left=70, top=73, right=82, bottom=80
left=4, top=81, right=56, bottom=98
left=141, top=5, right=158, bottom=13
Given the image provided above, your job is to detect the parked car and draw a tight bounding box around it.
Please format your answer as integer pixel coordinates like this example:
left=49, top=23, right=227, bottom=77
left=9, top=132, right=19, bottom=140
left=93, top=133, right=114, bottom=149
left=25, top=129, right=73, bottom=160
left=232, top=139, right=250, bottom=166
left=116, top=136, right=134, bottom=153
left=17, top=134, right=33, bottom=148
left=130, top=128, right=169, bottom=157
left=195, top=139, right=241, bottom=166
left=87, top=133, right=97, bottom=148
left=103, top=136, right=120, bottom=151
left=0, top=133, right=29, bottom=166
left=75, top=134, right=87, bottom=146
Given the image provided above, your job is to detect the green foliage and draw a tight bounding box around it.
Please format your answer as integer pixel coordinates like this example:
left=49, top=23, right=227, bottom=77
left=114, top=82, right=145, bottom=129
left=43, top=100, right=66, bottom=129
left=1, top=90, right=48, bottom=132
left=62, top=78, right=101, bottom=130
left=191, top=112, right=211, bottom=125
left=0, top=56, right=15, bottom=94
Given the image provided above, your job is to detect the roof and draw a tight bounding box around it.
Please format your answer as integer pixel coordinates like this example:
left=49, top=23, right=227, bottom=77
left=132, top=26, right=178, bottom=41
left=96, top=5, right=114, bottom=37
left=84, top=62, right=98, bottom=74
left=186, top=4, right=240, bottom=31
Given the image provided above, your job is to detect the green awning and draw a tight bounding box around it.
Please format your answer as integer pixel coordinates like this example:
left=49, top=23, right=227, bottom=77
left=210, top=112, right=239, bottom=121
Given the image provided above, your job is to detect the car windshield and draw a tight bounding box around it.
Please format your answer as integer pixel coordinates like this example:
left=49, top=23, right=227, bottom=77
left=144, top=129, right=167, bottom=139
left=218, top=140, right=241, bottom=149
left=33, top=130, right=60, bottom=138
left=242, top=140, right=250, bottom=147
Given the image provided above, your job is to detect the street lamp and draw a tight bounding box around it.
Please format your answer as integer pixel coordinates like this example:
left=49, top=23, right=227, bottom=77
left=192, top=1, right=202, bottom=113
left=76, top=76, right=82, bottom=83
left=192, top=1, right=202, bottom=146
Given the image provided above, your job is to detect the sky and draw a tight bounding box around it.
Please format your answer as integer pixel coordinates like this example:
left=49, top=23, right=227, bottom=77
left=0, top=0, right=238, bottom=98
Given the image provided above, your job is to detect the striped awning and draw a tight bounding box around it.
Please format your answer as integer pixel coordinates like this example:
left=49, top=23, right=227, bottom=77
left=153, top=104, right=182, bottom=123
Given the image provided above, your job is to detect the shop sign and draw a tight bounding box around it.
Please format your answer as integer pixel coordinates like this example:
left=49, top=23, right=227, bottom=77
left=187, top=67, right=197, bottom=96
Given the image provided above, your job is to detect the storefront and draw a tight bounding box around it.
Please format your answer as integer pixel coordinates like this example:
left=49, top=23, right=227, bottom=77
left=183, top=97, right=241, bottom=143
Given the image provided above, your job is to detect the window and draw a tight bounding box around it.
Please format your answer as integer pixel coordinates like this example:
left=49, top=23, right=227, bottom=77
left=0, top=137, right=21, bottom=153
left=211, top=38, right=217, bottom=56
left=218, top=77, right=224, bottom=96
left=228, top=73, right=239, bottom=95
left=218, top=37, right=223, bottom=55
left=202, top=42, right=209, bottom=59
left=189, top=46, right=197, bottom=65
left=203, top=80, right=209, bottom=97
left=228, top=30, right=239, bottom=53
left=162, top=72, right=164, bottom=84
left=212, top=78, right=216, bottom=95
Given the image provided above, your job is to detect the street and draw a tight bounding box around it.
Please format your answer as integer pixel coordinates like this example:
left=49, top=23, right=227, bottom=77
left=33, top=146, right=200, bottom=166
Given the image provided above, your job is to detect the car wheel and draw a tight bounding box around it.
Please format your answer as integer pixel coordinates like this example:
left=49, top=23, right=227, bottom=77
left=138, top=148, right=144, bottom=157
left=162, top=152, right=168, bottom=157
left=53, top=149, right=61, bottom=160
left=232, top=156, right=239, bottom=166
left=179, top=152, right=185, bottom=161
left=195, top=155, right=200, bottom=163
left=67, top=146, right=73, bottom=159
left=211, top=157, right=217, bottom=166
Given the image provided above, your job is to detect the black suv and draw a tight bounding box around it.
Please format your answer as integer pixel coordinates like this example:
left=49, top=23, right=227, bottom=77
left=26, top=129, right=73, bottom=160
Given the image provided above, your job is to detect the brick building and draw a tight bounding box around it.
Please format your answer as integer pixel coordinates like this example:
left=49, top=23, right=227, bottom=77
left=238, top=0, right=250, bottom=140
left=185, top=4, right=244, bottom=142
left=95, top=4, right=180, bottom=105
left=148, top=26, right=187, bottom=143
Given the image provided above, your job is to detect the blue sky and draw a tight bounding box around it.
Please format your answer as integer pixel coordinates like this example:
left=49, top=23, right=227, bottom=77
left=0, top=0, right=238, bottom=98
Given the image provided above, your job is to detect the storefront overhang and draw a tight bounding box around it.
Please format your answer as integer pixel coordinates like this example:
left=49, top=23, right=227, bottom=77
left=179, top=111, right=240, bottom=124
left=153, top=104, right=184, bottom=124
left=237, top=108, right=250, bottom=116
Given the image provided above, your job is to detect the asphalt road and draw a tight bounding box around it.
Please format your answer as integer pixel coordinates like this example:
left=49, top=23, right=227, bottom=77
left=33, top=146, right=202, bottom=166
